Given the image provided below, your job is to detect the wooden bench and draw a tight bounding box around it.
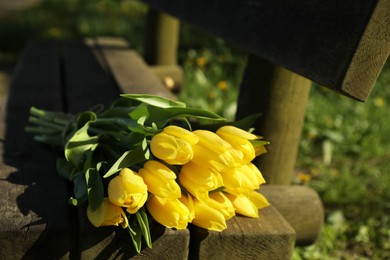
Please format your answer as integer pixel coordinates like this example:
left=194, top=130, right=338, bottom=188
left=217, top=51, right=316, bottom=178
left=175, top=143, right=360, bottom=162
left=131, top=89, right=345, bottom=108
left=0, top=38, right=300, bottom=259
left=1, top=0, right=389, bottom=258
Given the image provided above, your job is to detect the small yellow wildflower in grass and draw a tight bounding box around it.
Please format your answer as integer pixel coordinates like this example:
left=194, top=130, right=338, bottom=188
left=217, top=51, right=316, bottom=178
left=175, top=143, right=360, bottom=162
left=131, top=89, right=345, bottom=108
left=374, top=97, right=385, bottom=107
left=217, top=80, right=228, bottom=91
left=196, top=57, right=207, bottom=67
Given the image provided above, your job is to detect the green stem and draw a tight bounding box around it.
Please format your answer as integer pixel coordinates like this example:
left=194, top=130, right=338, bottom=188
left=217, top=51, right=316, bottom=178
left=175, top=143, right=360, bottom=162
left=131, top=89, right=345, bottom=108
left=28, top=116, right=64, bottom=131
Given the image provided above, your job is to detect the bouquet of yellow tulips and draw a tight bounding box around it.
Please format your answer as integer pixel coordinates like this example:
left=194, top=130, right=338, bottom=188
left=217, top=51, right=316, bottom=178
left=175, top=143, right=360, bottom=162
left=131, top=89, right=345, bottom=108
left=25, top=94, right=270, bottom=253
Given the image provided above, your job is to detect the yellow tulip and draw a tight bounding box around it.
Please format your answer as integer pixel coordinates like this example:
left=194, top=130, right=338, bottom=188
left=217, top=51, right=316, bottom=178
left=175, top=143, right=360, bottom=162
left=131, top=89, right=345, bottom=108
left=147, top=195, right=190, bottom=229
left=209, top=192, right=236, bottom=220
left=87, top=198, right=128, bottom=228
left=179, top=162, right=224, bottom=201
left=138, top=160, right=181, bottom=199
left=221, top=165, right=258, bottom=195
left=192, top=198, right=227, bottom=231
left=191, top=130, right=238, bottom=171
left=108, top=168, right=148, bottom=214
left=225, top=191, right=269, bottom=218
left=216, top=126, right=258, bottom=163
left=151, top=125, right=198, bottom=165
left=179, top=193, right=195, bottom=222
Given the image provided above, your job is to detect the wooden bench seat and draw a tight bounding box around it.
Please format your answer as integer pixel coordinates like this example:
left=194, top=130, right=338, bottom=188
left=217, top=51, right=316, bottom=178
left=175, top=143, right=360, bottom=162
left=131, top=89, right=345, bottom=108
left=0, top=38, right=307, bottom=259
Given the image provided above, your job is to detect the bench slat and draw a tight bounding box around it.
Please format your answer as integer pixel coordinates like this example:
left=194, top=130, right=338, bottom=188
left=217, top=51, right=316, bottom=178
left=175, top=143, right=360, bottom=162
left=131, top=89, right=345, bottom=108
left=0, top=41, right=73, bottom=259
left=143, top=0, right=390, bottom=101
left=189, top=206, right=295, bottom=260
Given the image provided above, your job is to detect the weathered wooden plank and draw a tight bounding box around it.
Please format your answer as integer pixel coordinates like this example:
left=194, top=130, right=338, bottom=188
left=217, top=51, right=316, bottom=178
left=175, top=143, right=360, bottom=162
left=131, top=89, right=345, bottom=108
left=62, top=39, right=189, bottom=259
left=189, top=205, right=295, bottom=260
left=62, top=40, right=120, bottom=113
left=261, top=185, right=324, bottom=246
left=0, top=41, right=73, bottom=259
left=142, top=0, right=389, bottom=100
left=88, top=37, right=177, bottom=100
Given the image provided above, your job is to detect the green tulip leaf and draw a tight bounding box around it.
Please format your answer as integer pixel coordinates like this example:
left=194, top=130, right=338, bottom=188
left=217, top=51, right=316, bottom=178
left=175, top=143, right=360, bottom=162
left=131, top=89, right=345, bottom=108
left=121, top=94, right=186, bottom=108
left=85, top=167, right=104, bottom=211
left=69, top=173, right=88, bottom=206
left=77, top=111, right=97, bottom=129
left=136, top=207, right=152, bottom=249
left=103, top=145, right=150, bottom=178
left=56, top=157, right=74, bottom=180
left=65, top=123, right=99, bottom=167
left=128, top=220, right=142, bottom=254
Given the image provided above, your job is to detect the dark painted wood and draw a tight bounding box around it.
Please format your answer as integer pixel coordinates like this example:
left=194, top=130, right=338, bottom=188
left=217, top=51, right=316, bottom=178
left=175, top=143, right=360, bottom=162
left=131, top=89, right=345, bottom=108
left=142, top=0, right=389, bottom=100
left=0, top=41, right=74, bottom=259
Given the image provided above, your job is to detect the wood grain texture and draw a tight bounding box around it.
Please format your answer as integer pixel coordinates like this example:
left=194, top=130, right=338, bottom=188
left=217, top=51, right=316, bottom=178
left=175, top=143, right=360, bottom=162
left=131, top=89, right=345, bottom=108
left=341, top=0, right=390, bottom=100
left=89, top=37, right=177, bottom=100
left=237, top=55, right=312, bottom=185
left=261, top=185, right=324, bottom=246
left=0, top=41, right=73, bottom=259
left=189, top=205, right=295, bottom=260
left=142, top=0, right=387, bottom=100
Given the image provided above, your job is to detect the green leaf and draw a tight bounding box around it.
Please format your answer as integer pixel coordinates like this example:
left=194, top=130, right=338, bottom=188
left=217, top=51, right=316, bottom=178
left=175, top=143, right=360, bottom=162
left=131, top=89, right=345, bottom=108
left=85, top=167, right=104, bottom=211
left=103, top=144, right=150, bottom=178
left=69, top=173, right=88, bottom=206
left=65, top=123, right=99, bottom=167
left=192, top=113, right=261, bottom=132
left=77, top=111, right=97, bottom=129
left=121, top=94, right=186, bottom=108
left=136, top=207, right=152, bottom=249
left=56, top=157, right=74, bottom=180
left=127, top=220, right=142, bottom=254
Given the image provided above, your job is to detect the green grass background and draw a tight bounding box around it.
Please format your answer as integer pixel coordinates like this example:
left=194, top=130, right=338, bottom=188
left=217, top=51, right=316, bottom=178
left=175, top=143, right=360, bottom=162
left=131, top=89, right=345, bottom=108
left=1, top=0, right=389, bottom=258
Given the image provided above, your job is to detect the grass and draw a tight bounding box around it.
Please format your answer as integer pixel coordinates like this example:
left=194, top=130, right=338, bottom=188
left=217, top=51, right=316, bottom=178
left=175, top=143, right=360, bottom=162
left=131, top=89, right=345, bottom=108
left=1, top=0, right=390, bottom=258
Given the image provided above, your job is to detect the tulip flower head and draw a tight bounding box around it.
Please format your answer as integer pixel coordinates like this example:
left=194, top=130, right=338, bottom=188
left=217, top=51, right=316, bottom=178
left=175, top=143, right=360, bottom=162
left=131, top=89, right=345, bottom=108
left=139, top=160, right=181, bottom=199
left=87, top=198, right=128, bottom=228
left=151, top=125, right=198, bottom=165
left=147, top=195, right=191, bottom=230
left=191, top=130, right=238, bottom=171
left=108, top=168, right=148, bottom=214
left=179, top=162, right=224, bottom=201
left=217, top=125, right=259, bottom=163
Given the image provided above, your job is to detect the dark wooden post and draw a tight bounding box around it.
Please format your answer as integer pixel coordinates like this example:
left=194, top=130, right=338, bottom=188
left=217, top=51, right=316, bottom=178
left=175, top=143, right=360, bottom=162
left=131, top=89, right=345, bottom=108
left=144, top=8, right=180, bottom=66
left=236, top=55, right=312, bottom=185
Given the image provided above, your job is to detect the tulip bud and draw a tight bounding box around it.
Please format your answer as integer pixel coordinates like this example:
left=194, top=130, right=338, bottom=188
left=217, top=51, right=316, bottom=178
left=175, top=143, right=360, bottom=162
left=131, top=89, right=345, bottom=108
left=87, top=198, right=128, bottom=228
left=225, top=191, right=269, bottom=218
left=191, top=130, right=238, bottom=171
left=179, top=193, right=195, bottom=222
left=179, top=162, right=224, bottom=201
left=151, top=125, right=198, bottom=165
left=139, top=160, right=181, bottom=199
left=108, top=168, right=148, bottom=214
left=221, top=165, right=259, bottom=195
left=209, top=192, right=236, bottom=220
left=147, top=195, right=191, bottom=229
left=216, top=126, right=259, bottom=163
left=192, top=198, right=227, bottom=231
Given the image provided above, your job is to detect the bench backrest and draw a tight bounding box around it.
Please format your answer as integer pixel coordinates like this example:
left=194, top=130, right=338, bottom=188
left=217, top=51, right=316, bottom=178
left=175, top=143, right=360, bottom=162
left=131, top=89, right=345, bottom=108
left=143, top=0, right=390, bottom=101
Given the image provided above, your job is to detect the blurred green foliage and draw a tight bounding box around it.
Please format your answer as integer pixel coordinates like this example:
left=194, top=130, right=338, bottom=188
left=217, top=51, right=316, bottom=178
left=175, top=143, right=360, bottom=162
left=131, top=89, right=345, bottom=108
left=1, top=0, right=390, bottom=258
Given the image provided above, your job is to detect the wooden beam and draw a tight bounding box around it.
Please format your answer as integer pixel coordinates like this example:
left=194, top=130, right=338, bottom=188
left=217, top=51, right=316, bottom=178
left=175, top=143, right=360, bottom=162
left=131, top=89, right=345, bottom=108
left=236, top=55, right=311, bottom=185
left=144, top=8, right=180, bottom=66
left=142, top=0, right=389, bottom=100
left=261, top=185, right=324, bottom=246
left=189, top=205, right=295, bottom=260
